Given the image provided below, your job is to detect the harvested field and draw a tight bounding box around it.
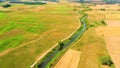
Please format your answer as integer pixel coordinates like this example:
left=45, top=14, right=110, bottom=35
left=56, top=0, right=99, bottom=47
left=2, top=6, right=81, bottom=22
left=54, top=49, right=81, bottom=68
left=71, top=28, right=109, bottom=68
left=90, top=4, right=120, bottom=11
left=105, top=35, right=120, bottom=68
left=102, top=21, right=120, bottom=68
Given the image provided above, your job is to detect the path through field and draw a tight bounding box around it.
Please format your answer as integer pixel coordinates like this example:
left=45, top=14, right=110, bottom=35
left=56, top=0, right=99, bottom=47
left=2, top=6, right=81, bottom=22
left=54, top=49, right=81, bottom=68
left=99, top=21, right=120, bottom=68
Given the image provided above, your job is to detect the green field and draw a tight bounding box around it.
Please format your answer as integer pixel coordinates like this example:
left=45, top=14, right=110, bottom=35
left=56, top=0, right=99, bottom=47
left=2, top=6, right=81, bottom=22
left=0, top=3, right=79, bottom=68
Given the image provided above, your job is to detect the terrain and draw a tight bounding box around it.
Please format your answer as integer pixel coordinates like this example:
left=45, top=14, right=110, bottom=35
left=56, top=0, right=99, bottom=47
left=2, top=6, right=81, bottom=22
left=54, top=49, right=81, bottom=68
left=0, top=3, right=80, bottom=68
left=52, top=4, right=120, bottom=68
left=97, top=20, right=120, bottom=68
left=0, top=1, right=120, bottom=68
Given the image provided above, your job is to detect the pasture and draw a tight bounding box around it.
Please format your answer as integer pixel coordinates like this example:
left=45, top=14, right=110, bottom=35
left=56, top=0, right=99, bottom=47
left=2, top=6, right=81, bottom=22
left=0, top=3, right=79, bottom=68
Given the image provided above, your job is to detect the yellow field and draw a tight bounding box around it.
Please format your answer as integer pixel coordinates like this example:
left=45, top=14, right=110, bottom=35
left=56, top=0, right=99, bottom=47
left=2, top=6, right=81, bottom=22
left=54, top=49, right=81, bottom=68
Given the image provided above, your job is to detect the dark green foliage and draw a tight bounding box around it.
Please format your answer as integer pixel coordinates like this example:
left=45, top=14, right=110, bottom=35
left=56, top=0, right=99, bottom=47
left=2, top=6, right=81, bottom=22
left=80, top=0, right=84, bottom=3
left=24, top=2, right=46, bottom=5
left=58, top=42, right=64, bottom=50
left=73, top=8, right=77, bottom=11
left=100, top=56, right=113, bottom=66
left=2, top=4, right=11, bottom=8
left=90, top=24, right=95, bottom=27
left=103, top=0, right=117, bottom=4
left=101, top=20, right=107, bottom=25
left=100, top=9, right=106, bottom=11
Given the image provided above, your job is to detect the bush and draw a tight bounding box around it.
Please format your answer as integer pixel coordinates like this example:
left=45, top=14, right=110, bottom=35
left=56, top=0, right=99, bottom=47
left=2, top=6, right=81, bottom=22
left=2, top=4, right=11, bottom=8
left=73, top=8, right=77, bottom=11
left=90, top=24, right=95, bottom=27
left=100, top=56, right=113, bottom=66
left=101, top=20, right=107, bottom=25
left=24, top=2, right=46, bottom=5
left=58, top=42, right=64, bottom=50
left=100, top=9, right=106, bottom=11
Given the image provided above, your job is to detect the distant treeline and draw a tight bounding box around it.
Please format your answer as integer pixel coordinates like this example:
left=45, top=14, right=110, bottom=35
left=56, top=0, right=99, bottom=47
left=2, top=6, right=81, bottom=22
left=1, top=0, right=120, bottom=4
left=103, top=0, right=120, bottom=3
left=4, top=0, right=57, bottom=2
left=9, top=1, right=46, bottom=5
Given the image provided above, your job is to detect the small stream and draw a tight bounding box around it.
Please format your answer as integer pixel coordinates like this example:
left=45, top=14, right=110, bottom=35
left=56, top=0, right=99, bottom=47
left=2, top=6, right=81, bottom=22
left=38, top=14, right=88, bottom=68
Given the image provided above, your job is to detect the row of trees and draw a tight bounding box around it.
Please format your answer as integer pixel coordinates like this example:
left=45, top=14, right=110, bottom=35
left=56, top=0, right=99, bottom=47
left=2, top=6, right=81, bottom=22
left=103, top=0, right=119, bottom=3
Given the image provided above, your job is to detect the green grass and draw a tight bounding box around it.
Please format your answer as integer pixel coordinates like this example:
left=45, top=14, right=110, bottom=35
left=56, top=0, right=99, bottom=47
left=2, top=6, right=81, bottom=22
left=0, top=4, right=79, bottom=68
left=0, top=22, right=16, bottom=34
left=0, top=12, right=6, bottom=20
left=0, top=35, right=24, bottom=52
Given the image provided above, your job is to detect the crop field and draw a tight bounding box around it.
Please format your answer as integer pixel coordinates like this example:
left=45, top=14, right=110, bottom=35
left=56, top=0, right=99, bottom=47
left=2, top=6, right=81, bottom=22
left=0, top=3, right=80, bottom=68
left=58, top=4, right=120, bottom=68
left=0, top=1, right=120, bottom=68
left=97, top=20, right=120, bottom=68
left=71, top=5, right=120, bottom=68
left=54, top=49, right=81, bottom=68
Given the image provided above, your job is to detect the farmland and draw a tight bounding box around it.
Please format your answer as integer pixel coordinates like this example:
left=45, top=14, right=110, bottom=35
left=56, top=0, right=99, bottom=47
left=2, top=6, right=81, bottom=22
left=52, top=4, right=120, bottom=68
left=0, top=3, right=80, bottom=68
left=0, top=1, right=120, bottom=68
left=54, top=49, right=81, bottom=68
left=70, top=4, right=120, bottom=68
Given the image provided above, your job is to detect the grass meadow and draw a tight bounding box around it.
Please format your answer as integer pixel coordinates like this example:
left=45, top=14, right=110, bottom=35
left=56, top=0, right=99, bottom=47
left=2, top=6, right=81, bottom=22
left=0, top=3, right=79, bottom=68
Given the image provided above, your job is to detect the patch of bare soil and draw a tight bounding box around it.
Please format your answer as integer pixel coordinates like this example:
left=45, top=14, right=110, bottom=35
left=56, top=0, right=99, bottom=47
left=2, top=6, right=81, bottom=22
left=0, top=6, right=3, bottom=9
left=54, top=49, right=81, bottom=68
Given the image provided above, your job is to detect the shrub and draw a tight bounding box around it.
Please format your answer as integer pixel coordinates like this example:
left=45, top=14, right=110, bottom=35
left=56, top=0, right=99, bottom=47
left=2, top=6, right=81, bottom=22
left=73, top=8, right=77, bottom=11
left=100, top=56, right=113, bottom=66
left=101, top=20, right=107, bottom=25
left=90, top=24, right=95, bottom=27
left=2, top=4, right=11, bottom=8
left=24, top=2, right=46, bottom=5
left=58, top=42, right=64, bottom=50
left=100, top=9, right=106, bottom=11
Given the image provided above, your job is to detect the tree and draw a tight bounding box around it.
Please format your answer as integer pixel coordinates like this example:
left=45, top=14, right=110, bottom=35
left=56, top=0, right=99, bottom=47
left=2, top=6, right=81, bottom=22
left=103, top=0, right=116, bottom=3
left=80, top=0, right=84, bottom=3
left=58, top=42, right=64, bottom=50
